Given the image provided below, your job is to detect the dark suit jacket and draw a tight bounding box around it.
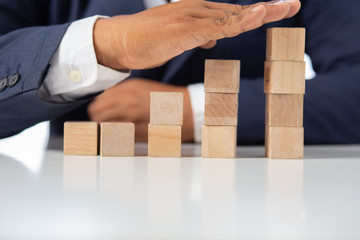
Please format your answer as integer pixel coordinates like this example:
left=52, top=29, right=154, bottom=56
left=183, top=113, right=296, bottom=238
left=1, top=0, right=360, bottom=144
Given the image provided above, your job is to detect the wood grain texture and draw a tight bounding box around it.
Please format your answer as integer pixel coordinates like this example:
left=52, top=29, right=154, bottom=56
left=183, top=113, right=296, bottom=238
left=266, top=28, right=306, bottom=61
left=204, top=59, right=240, bottom=93
left=204, top=93, right=238, bottom=126
left=265, top=94, right=303, bottom=127
left=201, top=125, right=237, bottom=158
left=150, top=92, right=183, bottom=125
left=265, top=126, right=304, bottom=159
left=100, top=122, right=135, bottom=157
left=264, top=60, right=305, bottom=94
left=148, top=124, right=182, bottom=157
left=64, top=122, right=99, bottom=156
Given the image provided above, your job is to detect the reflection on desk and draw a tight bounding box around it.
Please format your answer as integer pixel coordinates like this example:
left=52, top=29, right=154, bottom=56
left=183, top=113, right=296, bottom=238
left=0, top=144, right=360, bottom=239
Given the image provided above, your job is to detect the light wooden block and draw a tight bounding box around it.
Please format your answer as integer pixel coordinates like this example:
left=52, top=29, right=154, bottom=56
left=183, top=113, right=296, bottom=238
left=204, top=59, right=240, bottom=93
left=100, top=122, right=135, bottom=157
left=204, top=93, right=238, bottom=126
left=265, top=126, right=304, bottom=159
left=150, top=92, right=183, bottom=125
left=266, top=94, right=303, bottom=127
left=202, top=125, right=237, bottom=158
left=264, top=61, right=306, bottom=94
left=148, top=124, right=182, bottom=157
left=64, top=122, right=99, bottom=156
left=266, top=28, right=306, bottom=61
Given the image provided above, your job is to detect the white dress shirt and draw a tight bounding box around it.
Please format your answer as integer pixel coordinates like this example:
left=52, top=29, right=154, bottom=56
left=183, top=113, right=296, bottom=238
left=39, top=0, right=204, bottom=142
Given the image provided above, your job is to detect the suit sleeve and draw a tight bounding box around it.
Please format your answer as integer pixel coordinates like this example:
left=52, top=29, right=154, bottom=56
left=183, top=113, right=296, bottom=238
left=0, top=2, right=94, bottom=138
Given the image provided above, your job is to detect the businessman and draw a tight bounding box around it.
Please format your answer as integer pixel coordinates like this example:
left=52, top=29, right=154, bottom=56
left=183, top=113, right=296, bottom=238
left=0, top=0, right=301, bottom=140
left=1, top=0, right=360, bottom=145
left=86, top=0, right=360, bottom=144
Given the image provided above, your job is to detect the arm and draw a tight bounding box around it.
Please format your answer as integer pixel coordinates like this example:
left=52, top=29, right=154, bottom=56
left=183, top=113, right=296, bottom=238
left=0, top=0, right=93, bottom=138
left=87, top=0, right=302, bottom=142
left=0, top=0, right=300, bottom=138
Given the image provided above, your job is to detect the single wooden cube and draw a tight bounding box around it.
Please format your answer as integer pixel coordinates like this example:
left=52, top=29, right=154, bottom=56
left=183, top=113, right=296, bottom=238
left=266, top=28, right=306, bottom=61
left=202, top=125, right=237, bottom=158
left=100, top=122, right=135, bottom=157
left=64, top=122, right=99, bottom=156
left=264, top=61, right=306, bottom=94
left=265, top=94, right=304, bottom=127
left=204, top=93, right=238, bottom=126
left=148, top=124, right=182, bottom=157
left=204, top=59, right=240, bottom=93
left=265, top=126, right=304, bottom=159
left=150, top=92, right=183, bottom=125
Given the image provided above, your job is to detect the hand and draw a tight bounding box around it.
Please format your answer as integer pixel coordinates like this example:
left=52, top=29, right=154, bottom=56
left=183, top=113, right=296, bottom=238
left=87, top=78, right=194, bottom=142
left=93, top=0, right=301, bottom=70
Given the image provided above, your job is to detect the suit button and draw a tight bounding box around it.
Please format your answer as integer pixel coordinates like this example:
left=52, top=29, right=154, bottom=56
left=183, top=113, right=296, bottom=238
left=0, top=77, right=7, bottom=92
left=7, top=73, right=21, bottom=87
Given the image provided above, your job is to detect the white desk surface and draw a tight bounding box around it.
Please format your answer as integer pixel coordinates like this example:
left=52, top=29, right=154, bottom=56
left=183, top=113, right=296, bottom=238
left=0, top=143, right=360, bottom=240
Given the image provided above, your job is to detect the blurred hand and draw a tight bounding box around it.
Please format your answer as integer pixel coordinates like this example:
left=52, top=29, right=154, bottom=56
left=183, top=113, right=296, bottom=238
left=87, top=78, right=194, bottom=142
left=93, top=0, right=301, bottom=70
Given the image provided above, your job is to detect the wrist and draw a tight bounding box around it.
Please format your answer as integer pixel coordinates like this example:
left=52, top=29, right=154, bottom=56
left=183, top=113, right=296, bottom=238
left=93, top=18, right=129, bottom=71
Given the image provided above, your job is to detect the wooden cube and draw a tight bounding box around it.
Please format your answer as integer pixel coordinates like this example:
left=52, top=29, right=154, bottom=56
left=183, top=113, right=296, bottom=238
left=266, top=28, right=306, bottom=61
left=264, top=61, right=306, bottom=94
left=204, top=59, right=240, bottom=93
left=64, top=122, right=99, bottom=156
left=202, top=125, right=237, bottom=158
left=265, top=126, right=304, bottom=159
left=150, top=92, right=183, bottom=125
left=100, top=122, right=135, bottom=157
left=204, top=93, right=238, bottom=126
left=265, top=94, right=303, bottom=127
left=148, top=124, right=182, bottom=157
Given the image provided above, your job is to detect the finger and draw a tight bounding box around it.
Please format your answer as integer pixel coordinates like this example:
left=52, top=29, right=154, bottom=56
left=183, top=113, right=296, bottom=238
left=173, top=4, right=234, bottom=19
left=203, top=1, right=249, bottom=12
left=261, top=0, right=301, bottom=22
left=282, top=0, right=301, bottom=18
left=188, top=5, right=267, bottom=42
left=203, top=0, right=300, bottom=22
left=186, top=8, right=238, bottom=19
left=261, top=1, right=291, bottom=23
left=200, top=40, right=217, bottom=49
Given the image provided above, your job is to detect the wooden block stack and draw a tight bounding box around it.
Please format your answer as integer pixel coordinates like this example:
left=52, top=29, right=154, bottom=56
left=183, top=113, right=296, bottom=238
left=264, top=28, right=306, bottom=159
left=64, top=121, right=135, bottom=157
left=148, top=92, right=183, bottom=157
left=201, top=59, right=240, bottom=158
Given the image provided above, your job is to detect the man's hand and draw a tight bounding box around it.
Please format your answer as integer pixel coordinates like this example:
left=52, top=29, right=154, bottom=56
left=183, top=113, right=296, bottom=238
left=87, top=78, right=194, bottom=142
left=93, top=0, right=301, bottom=70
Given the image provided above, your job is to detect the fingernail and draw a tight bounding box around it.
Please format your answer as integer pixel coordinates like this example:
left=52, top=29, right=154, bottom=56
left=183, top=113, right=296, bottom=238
left=269, top=0, right=286, bottom=6
left=250, top=6, right=263, bottom=12
left=269, top=0, right=299, bottom=5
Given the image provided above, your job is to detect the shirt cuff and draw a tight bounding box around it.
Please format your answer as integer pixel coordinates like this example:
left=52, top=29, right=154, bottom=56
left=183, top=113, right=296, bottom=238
left=143, top=0, right=166, bottom=9
left=187, top=83, right=205, bottom=143
left=38, top=15, right=130, bottom=102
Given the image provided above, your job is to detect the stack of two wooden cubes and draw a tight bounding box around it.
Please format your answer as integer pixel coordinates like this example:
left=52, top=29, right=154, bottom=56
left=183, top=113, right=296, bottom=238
left=201, top=59, right=240, bottom=158
left=265, top=28, right=306, bottom=159
left=148, top=92, right=184, bottom=157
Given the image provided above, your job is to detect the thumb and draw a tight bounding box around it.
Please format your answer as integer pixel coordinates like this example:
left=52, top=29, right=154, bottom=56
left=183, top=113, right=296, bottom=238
left=200, top=40, right=217, bottom=49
